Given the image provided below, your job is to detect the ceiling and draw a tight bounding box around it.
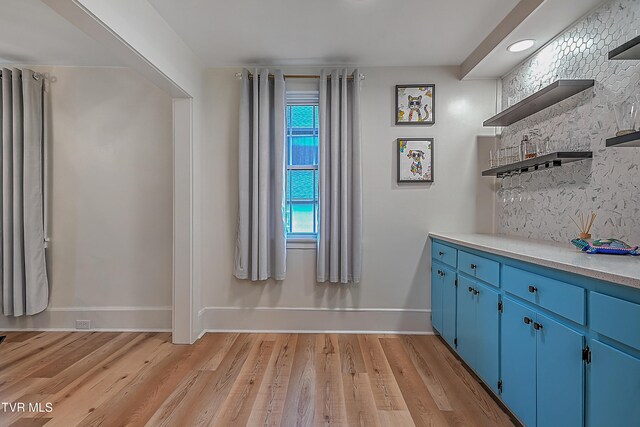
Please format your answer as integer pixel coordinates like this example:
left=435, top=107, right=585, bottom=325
left=0, top=0, right=609, bottom=78
left=0, top=0, right=120, bottom=66
left=148, top=0, right=520, bottom=67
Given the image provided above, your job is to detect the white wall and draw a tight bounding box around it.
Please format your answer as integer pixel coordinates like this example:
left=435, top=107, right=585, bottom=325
left=45, top=0, right=207, bottom=342
left=0, top=66, right=173, bottom=331
left=200, top=66, right=497, bottom=333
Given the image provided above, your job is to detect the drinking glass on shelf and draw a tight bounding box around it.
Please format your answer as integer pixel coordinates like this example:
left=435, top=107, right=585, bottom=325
left=509, top=146, right=518, bottom=163
left=496, top=176, right=507, bottom=205
left=497, top=148, right=506, bottom=166
left=537, top=138, right=551, bottom=156
left=512, top=172, right=525, bottom=204
left=501, top=174, right=513, bottom=207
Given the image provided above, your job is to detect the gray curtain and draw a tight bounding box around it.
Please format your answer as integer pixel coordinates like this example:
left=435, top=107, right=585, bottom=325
left=1, top=68, right=48, bottom=316
left=234, top=69, right=287, bottom=281
left=317, top=69, right=363, bottom=284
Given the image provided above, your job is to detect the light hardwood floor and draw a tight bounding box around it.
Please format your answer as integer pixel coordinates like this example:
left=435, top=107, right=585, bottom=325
left=0, top=332, right=515, bottom=426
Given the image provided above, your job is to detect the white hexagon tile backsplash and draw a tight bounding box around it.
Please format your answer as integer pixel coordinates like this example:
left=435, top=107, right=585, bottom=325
left=496, top=0, right=640, bottom=244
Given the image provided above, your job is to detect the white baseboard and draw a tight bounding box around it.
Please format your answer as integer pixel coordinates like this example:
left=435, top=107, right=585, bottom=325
left=0, top=306, right=172, bottom=332
left=199, top=306, right=432, bottom=334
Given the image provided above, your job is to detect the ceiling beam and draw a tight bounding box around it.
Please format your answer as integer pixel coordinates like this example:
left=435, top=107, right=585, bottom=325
left=459, top=0, right=544, bottom=79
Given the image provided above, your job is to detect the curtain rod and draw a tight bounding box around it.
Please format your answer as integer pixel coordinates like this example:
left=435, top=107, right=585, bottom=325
left=235, top=72, right=365, bottom=81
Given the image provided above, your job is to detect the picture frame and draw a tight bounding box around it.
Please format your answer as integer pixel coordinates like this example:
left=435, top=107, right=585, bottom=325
left=397, top=138, right=434, bottom=183
left=395, top=84, right=435, bottom=125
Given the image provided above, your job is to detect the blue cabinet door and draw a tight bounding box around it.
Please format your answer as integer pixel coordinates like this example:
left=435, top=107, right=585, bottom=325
left=441, top=266, right=457, bottom=348
left=589, top=340, right=640, bottom=427
left=475, top=281, right=500, bottom=393
left=431, top=266, right=443, bottom=334
left=501, top=297, right=537, bottom=427
left=536, top=312, right=584, bottom=427
left=457, top=275, right=476, bottom=365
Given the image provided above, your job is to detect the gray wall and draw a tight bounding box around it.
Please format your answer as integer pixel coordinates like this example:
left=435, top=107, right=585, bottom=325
left=497, top=0, right=640, bottom=243
left=200, top=66, right=497, bottom=332
left=0, top=67, right=173, bottom=330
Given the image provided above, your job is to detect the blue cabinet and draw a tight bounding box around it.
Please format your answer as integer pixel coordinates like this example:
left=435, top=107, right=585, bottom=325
left=441, top=266, right=457, bottom=347
left=500, top=297, right=584, bottom=427
left=457, top=276, right=500, bottom=392
left=589, top=339, right=640, bottom=427
left=431, top=238, right=640, bottom=427
left=536, top=312, right=584, bottom=427
left=431, top=263, right=456, bottom=348
left=431, top=267, right=443, bottom=334
left=501, top=297, right=537, bottom=427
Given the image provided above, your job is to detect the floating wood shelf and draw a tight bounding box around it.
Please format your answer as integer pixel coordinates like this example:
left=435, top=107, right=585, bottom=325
left=608, top=35, right=640, bottom=60
left=606, top=131, right=640, bottom=147
left=483, top=80, right=595, bottom=127
left=482, top=152, right=593, bottom=177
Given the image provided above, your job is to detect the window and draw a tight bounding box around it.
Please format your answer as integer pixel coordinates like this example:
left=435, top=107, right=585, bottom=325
left=286, top=92, right=319, bottom=239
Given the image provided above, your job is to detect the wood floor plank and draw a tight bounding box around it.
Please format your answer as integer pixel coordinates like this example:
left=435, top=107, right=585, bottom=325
left=400, top=335, right=453, bottom=411
left=0, top=333, right=514, bottom=427
left=40, top=334, right=172, bottom=427
left=338, top=334, right=366, bottom=375
left=8, top=417, right=52, bottom=427
left=379, top=337, right=449, bottom=427
left=200, top=333, right=239, bottom=371
left=74, top=333, right=230, bottom=426
left=420, top=336, right=514, bottom=427
left=157, top=333, right=257, bottom=426
left=342, top=373, right=381, bottom=427
left=28, top=332, right=145, bottom=396
left=247, top=334, right=298, bottom=427
left=357, top=335, right=407, bottom=411
left=281, top=333, right=316, bottom=427
left=314, top=334, right=348, bottom=426
left=29, top=333, right=118, bottom=379
left=212, top=336, right=275, bottom=426
left=378, top=410, right=417, bottom=427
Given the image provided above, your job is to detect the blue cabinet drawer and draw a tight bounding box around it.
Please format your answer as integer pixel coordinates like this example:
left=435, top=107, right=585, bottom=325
left=458, top=251, right=499, bottom=287
left=590, top=292, right=640, bottom=351
left=503, top=265, right=585, bottom=325
left=432, top=241, right=457, bottom=268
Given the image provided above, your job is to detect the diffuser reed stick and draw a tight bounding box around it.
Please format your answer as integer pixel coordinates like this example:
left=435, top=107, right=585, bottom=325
left=571, top=212, right=597, bottom=240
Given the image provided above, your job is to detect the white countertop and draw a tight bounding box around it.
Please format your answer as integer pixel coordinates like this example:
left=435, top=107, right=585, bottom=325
left=429, top=232, right=640, bottom=290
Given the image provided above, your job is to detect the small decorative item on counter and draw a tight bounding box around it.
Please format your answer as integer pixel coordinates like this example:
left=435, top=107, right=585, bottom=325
left=569, top=211, right=597, bottom=240
left=571, top=238, right=640, bottom=256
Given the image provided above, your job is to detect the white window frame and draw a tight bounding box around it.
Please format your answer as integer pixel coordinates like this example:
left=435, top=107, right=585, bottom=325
left=285, top=91, right=319, bottom=248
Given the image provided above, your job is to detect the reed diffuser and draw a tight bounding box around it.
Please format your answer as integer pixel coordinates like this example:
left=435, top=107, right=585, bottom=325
left=570, top=212, right=597, bottom=240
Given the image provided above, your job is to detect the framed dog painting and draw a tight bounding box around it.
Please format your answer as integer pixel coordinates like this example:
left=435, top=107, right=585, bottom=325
left=397, top=138, right=434, bottom=183
left=395, top=84, right=435, bottom=125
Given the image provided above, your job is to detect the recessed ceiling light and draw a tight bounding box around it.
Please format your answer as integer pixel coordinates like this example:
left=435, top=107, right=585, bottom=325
left=507, top=39, right=535, bottom=53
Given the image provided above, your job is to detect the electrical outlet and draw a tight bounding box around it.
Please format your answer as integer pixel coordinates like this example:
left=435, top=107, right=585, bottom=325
left=75, top=320, right=91, bottom=330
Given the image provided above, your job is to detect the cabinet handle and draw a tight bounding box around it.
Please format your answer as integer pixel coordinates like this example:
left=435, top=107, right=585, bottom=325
left=523, top=316, right=532, bottom=324
left=528, top=285, right=538, bottom=293
left=438, top=251, right=445, bottom=256
left=533, top=322, right=543, bottom=330
left=468, top=286, right=474, bottom=293
left=470, top=264, right=477, bottom=270
left=473, top=289, right=480, bottom=295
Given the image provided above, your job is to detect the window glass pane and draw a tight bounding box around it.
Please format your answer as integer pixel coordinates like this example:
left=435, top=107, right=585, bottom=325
left=290, top=136, right=318, bottom=166
left=287, top=105, right=318, bottom=166
left=285, top=101, right=319, bottom=237
left=287, top=169, right=316, bottom=200
left=290, top=203, right=315, bottom=233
